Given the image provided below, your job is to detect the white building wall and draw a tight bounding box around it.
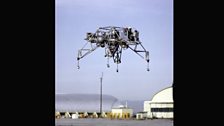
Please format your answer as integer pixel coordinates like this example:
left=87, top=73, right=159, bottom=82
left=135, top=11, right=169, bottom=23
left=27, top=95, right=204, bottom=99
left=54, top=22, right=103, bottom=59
left=112, top=109, right=122, bottom=114
left=150, top=103, right=173, bottom=108
left=136, top=113, right=147, bottom=119
left=152, top=112, right=173, bottom=118
left=144, top=101, right=151, bottom=112
left=144, top=87, right=174, bottom=119
left=122, top=109, right=133, bottom=117
left=112, top=108, right=133, bottom=118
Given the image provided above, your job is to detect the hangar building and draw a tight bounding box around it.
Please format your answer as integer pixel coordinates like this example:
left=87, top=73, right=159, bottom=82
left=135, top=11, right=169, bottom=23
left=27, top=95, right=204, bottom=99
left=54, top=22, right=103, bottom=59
left=56, top=94, right=121, bottom=113
left=143, top=86, right=173, bottom=119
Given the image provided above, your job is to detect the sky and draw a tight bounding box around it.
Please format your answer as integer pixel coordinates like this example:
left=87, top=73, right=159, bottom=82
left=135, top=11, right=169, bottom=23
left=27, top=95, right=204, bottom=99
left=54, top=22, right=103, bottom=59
left=56, top=0, right=173, bottom=101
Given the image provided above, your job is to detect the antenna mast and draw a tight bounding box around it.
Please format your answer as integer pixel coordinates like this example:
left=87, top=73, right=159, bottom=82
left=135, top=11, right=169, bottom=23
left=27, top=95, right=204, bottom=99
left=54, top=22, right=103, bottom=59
left=100, top=72, right=103, bottom=117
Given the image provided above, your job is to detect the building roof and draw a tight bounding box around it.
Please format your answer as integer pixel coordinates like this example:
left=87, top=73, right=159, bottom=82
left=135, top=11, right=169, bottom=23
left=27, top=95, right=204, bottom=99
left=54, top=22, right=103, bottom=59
left=151, top=86, right=173, bottom=102
left=55, top=94, right=121, bottom=113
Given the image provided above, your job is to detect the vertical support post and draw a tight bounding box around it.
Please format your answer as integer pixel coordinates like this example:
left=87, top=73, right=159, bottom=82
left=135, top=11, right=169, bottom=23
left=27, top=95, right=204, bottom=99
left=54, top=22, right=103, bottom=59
left=100, top=72, right=103, bottom=117
left=146, top=51, right=150, bottom=71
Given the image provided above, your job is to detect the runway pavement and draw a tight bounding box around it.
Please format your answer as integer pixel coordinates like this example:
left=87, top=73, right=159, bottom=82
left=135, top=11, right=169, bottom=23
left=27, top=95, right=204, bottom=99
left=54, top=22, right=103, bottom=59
left=55, top=118, right=173, bottom=126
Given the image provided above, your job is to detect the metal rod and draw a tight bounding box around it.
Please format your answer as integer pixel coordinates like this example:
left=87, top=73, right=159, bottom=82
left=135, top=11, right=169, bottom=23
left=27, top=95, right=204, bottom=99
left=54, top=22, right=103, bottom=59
left=147, top=61, right=149, bottom=71
left=107, top=57, right=110, bottom=68
left=100, top=72, right=103, bottom=117
left=116, top=64, right=119, bottom=72
left=77, top=60, right=80, bottom=69
left=128, top=46, right=144, bottom=59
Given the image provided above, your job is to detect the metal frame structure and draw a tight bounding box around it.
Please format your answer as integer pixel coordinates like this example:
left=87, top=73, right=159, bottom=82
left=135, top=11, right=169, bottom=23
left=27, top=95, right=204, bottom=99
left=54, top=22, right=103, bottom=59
left=77, top=26, right=150, bottom=72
